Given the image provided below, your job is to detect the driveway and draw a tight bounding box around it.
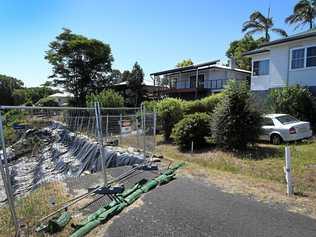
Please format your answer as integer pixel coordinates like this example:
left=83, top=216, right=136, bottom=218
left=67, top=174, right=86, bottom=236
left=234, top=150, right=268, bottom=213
left=103, top=176, right=316, bottom=237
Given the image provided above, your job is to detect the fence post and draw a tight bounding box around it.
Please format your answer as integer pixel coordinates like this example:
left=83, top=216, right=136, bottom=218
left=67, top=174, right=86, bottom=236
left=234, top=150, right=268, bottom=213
left=119, top=113, right=122, bottom=145
left=94, top=102, right=107, bottom=186
left=0, top=110, right=19, bottom=233
left=285, top=146, right=293, bottom=196
left=153, top=110, right=157, bottom=154
left=142, top=104, right=146, bottom=159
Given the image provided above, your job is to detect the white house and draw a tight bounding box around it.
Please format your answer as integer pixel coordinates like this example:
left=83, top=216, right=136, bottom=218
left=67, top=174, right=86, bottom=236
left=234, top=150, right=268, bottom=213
left=151, top=60, right=250, bottom=100
left=48, top=91, right=74, bottom=106
left=244, top=30, right=316, bottom=95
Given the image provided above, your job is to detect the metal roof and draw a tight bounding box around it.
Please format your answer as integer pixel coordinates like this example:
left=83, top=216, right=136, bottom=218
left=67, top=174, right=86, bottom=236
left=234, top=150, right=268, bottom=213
left=150, top=60, right=220, bottom=76
left=243, top=30, right=316, bottom=56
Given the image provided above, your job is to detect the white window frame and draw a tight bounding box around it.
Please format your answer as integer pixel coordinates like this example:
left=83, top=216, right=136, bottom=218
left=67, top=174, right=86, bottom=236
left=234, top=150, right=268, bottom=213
left=252, top=58, right=270, bottom=77
left=290, top=45, right=316, bottom=71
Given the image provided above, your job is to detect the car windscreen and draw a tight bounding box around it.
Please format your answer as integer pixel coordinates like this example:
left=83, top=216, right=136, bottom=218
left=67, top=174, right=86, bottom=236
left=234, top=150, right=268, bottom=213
left=276, top=115, right=299, bottom=125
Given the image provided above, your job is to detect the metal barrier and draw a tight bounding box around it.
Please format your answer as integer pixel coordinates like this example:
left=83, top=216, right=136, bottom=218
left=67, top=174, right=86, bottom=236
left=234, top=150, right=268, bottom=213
left=0, top=104, right=156, bottom=236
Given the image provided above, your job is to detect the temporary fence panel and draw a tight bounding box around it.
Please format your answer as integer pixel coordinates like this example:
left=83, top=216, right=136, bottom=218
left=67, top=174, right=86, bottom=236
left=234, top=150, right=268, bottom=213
left=0, top=104, right=156, bottom=236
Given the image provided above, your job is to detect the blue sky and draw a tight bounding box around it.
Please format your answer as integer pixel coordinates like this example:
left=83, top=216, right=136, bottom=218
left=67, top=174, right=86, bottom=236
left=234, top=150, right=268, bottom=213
left=0, top=0, right=304, bottom=86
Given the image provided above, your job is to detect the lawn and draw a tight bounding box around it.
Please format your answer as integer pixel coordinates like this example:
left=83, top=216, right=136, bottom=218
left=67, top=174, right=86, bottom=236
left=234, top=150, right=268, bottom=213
left=156, top=137, right=316, bottom=195
left=0, top=181, right=70, bottom=237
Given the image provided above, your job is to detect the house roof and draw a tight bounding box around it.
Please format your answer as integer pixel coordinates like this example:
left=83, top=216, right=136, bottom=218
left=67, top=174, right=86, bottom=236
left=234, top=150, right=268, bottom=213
left=150, top=60, right=250, bottom=76
left=48, top=92, right=74, bottom=98
left=150, top=60, right=220, bottom=76
left=243, top=29, right=316, bottom=56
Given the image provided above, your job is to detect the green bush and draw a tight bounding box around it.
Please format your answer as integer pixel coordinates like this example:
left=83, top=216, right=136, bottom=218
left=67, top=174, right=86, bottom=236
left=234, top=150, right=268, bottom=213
left=36, top=97, right=59, bottom=107
left=200, top=93, right=224, bottom=112
left=87, top=89, right=124, bottom=108
left=267, top=85, right=316, bottom=130
left=211, top=80, right=262, bottom=150
left=157, top=98, right=183, bottom=140
left=183, top=93, right=223, bottom=114
left=143, top=100, right=158, bottom=112
left=172, top=113, right=212, bottom=150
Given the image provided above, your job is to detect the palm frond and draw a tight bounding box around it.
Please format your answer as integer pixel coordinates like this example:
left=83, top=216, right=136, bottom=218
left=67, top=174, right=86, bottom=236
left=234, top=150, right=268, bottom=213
left=271, top=28, right=288, bottom=37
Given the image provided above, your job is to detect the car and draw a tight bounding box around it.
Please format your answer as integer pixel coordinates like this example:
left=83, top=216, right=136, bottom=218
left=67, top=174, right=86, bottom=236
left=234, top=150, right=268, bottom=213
left=260, top=114, right=313, bottom=145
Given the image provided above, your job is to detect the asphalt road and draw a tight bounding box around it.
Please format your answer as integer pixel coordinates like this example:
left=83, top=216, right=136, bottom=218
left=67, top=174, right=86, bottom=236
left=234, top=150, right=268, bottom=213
left=103, top=176, right=316, bottom=237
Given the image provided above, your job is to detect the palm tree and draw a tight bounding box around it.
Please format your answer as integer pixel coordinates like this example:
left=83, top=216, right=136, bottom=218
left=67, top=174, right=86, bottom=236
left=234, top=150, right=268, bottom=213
left=242, top=11, right=288, bottom=41
left=285, top=0, right=316, bottom=30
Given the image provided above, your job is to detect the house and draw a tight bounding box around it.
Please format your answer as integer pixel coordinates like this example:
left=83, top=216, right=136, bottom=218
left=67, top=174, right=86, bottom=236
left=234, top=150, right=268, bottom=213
left=244, top=30, right=316, bottom=96
left=112, top=81, right=164, bottom=100
left=48, top=91, right=74, bottom=106
left=150, top=60, right=251, bottom=100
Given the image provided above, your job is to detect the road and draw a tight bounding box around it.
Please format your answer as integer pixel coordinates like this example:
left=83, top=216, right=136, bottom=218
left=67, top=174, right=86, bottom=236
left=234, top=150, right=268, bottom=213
left=103, top=176, right=316, bottom=237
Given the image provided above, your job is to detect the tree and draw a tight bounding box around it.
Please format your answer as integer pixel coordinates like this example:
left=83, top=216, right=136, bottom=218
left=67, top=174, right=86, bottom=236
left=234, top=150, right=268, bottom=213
left=126, top=62, right=144, bottom=106
left=242, top=11, right=288, bottom=41
left=226, top=36, right=265, bottom=71
left=286, top=0, right=316, bottom=30
left=45, top=28, right=114, bottom=106
left=109, top=69, right=122, bottom=84
left=267, top=85, right=316, bottom=130
left=12, top=89, right=28, bottom=105
left=0, top=74, right=24, bottom=105
left=86, top=89, right=124, bottom=108
left=176, top=59, right=194, bottom=68
left=211, top=80, right=262, bottom=150
left=121, top=70, right=131, bottom=82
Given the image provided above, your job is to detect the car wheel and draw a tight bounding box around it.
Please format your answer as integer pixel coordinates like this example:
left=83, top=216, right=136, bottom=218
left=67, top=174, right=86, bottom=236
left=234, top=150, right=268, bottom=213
left=271, top=134, right=282, bottom=145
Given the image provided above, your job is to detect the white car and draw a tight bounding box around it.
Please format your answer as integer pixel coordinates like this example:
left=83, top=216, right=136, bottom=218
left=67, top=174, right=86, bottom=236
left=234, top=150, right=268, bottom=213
left=260, top=114, right=313, bottom=145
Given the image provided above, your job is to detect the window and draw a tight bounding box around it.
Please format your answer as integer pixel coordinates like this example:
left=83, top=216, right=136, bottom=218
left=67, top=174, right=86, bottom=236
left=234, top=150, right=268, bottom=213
left=307, top=46, right=316, bottom=67
left=262, top=118, right=274, bottom=126
left=253, top=60, right=269, bottom=76
left=291, top=48, right=305, bottom=69
left=276, top=115, right=299, bottom=125
left=189, top=75, right=204, bottom=88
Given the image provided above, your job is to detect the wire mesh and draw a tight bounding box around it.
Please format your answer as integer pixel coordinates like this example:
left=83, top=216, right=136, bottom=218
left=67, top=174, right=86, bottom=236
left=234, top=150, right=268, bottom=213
left=0, top=104, right=156, bottom=235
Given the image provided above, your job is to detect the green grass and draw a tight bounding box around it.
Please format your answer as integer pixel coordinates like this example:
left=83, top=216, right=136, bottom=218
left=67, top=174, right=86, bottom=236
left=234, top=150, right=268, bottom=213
left=156, top=136, right=316, bottom=195
left=0, top=182, right=69, bottom=237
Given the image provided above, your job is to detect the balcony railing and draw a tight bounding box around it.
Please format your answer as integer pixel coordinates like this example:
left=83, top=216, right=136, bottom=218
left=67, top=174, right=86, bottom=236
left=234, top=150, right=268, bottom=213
left=170, top=79, right=228, bottom=90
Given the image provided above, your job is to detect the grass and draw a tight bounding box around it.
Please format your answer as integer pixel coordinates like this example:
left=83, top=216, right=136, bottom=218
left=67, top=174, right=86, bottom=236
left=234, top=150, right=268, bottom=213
left=0, top=182, right=70, bottom=237
left=156, top=136, right=316, bottom=195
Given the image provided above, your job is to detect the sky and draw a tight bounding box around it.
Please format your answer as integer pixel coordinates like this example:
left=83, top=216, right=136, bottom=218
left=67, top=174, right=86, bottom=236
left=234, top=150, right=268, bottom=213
left=0, top=0, right=305, bottom=87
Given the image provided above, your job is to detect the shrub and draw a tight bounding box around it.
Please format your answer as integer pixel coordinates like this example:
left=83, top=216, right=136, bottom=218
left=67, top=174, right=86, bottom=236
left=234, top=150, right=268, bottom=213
left=36, top=97, right=59, bottom=107
left=172, top=113, right=212, bottom=150
left=143, top=100, right=158, bottom=112
left=157, top=98, right=183, bottom=140
left=87, top=89, right=124, bottom=108
left=211, top=80, right=262, bottom=150
left=183, top=93, right=223, bottom=114
left=200, top=93, right=224, bottom=112
left=267, top=85, right=316, bottom=130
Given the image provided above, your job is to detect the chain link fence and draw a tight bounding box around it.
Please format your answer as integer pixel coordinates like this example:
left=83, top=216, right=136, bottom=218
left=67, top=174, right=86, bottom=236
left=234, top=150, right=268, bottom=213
left=0, top=104, right=156, bottom=236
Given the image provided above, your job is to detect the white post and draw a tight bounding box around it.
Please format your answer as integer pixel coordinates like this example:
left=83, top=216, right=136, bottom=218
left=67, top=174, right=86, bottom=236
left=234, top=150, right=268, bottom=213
left=285, top=146, right=293, bottom=196
left=94, top=102, right=107, bottom=186
left=191, top=141, right=194, bottom=153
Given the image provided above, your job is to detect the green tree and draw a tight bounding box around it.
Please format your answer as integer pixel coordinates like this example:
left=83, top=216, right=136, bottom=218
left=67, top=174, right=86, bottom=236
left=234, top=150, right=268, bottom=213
left=242, top=11, right=288, bottom=41
left=157, top=98, right=183, bottom=140
left=286, top=0, right=316, bottom=30
left=0, top=74, right=24, bottom=105
left=87, top=89, right=124, bottom=108
left=267, top=85, right=316, bottom=130
left=109, top=69, right=122, bottom=84
left=226, top=36, right=265, bottom=71
left=126, top=62, right=144, bottom=106
left=176, top=59, right=194, bottom=68
left=45, top=28, right=114, bottom=106
left=12, top=89, right=28, bottom=105
left=211, top=80, right=262, bottom=150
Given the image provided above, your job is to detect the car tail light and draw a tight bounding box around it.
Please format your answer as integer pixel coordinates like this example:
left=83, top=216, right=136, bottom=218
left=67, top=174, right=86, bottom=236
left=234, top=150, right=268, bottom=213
left=289, top=127, right=296, bottom=134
